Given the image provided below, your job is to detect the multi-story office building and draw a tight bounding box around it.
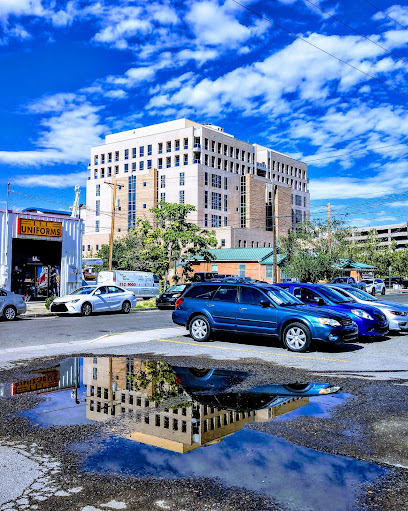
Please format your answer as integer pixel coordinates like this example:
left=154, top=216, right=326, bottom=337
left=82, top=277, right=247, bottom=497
left=83, top=119, right=309, bottom=254
left=349, top=222, right=408, bottom=250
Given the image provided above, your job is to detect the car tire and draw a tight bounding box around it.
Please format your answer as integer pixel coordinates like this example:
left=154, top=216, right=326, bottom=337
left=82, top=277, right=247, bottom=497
left=381, top=287, right=385, bottom=295
left=81, top=302, right=92, bottom=317
left=3, top=305, right=17, bottom=321
left=371, top=288, right=376, bottom=296
left=189, top=315, right=211, bottom=342
left=282, top=322, right=311, bottom=352
left=121, top=300, right=131, bottom=314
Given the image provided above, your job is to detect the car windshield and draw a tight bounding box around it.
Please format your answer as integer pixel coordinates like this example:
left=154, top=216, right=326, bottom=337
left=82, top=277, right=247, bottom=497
left=361, top=279, right=374, bottom=284
left=317, top=286, right=354, bottom=303
left=342, top=287, right=377, bottom=301
left=266, top=288, right=303, bottom=306
left=166, top=284, right=186, bottom=293
left=70, top=286, right=94, bottom=295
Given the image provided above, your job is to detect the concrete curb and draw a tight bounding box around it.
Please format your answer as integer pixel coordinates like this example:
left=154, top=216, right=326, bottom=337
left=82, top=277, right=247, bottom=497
left=23, top=307, right=159, bottom=318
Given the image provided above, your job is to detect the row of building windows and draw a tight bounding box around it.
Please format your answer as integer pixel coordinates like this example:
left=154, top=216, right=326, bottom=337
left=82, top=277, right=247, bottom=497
left=204, top=191, right=228, bottom=212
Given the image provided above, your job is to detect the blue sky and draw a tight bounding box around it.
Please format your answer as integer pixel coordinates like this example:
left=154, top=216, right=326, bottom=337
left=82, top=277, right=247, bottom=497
left=0, top=0, right=408, bottom=228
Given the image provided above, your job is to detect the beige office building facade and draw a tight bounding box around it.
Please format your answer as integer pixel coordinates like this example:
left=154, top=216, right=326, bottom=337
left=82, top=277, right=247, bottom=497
left=83, top=119, right=309, bottom=254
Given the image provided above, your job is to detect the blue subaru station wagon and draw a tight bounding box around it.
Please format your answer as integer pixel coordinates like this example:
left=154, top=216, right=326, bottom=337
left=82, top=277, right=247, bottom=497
left=276, top=283, right=389, bottom=338
left=172, top=280, right=358, bottom=352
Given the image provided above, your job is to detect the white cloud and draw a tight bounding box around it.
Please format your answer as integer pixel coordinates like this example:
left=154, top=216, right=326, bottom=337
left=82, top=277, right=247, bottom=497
left=373, top=5, right=408, bottom=27
left=13, top=171, right=88, bottom=189
left=0, top=0, right=45, bottom=19
left=0, top=96, right=105, bottom=166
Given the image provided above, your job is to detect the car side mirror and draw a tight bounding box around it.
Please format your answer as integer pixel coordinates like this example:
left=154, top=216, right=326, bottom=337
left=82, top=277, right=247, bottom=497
left=260, top=300, right=271, bottom=308
left=94, top=289, right=101, bottom=295
left=317, top=298, right=325, bottom=306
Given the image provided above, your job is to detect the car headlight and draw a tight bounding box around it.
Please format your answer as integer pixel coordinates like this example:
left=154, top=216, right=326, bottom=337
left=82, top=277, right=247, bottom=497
left=390, top=310, right=408, bottom=316
left=66, top=299, right=80, bottom=303
left=351, top=309, right=374, bottom=320
left=316, top=317, right=341, bottom=327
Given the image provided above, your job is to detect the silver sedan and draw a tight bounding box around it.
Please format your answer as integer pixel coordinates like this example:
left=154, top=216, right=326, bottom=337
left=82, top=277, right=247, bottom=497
left=328, top=284, right=408, bottom=332
left=0, top=288, right=27, bottom=321
left=50, top=285, right=137, bottom=316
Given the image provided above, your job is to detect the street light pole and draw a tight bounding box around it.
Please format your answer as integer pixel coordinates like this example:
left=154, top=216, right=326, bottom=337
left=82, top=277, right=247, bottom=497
left=272, top=184, right=278, bottom=283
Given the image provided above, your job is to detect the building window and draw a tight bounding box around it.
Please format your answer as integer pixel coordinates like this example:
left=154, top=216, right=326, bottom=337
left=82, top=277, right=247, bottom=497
left=179, top=172, right=185, bottom=186
left=128, top=175, right=136, bottom=230
left=175, top=139, right=180, bottom=151
left=95, top=220, right=100, bottom=233
left=94, top=155, right=98, bottom=165
left=179, top=190, right=185, bottom=204
left=101, top=154, right=105, bottom=164
left=132, top=162, right=136, bottom=171
left=160, top=192, right=166, bottom=201
left=132, top=147, right=136, bottom=158
left=175, top=155, right=180, bottom=167
left=184, top=138, right=188, bottom=149
left=265, top=265, right=273, bottom=278
left=161, top=175, right=166, bottom=188
left=205, top=172, right=208, bottom=186
left=211, top=214, right=221, bottom=227
left=158, top=158, right=163, bottom=169
left=211, top=192, right=222, bottom=210
left=124, top=149, right=129, bottom=160
left=238, top=264, right=246, bottom=276
left=96, top=184, right=100, bottom=196
left=87, top=245, right=91, bottom=251
left=139, top=161, right=144, bottom=171
left=140, top=146, right=144, bottom=157
left=184, top=154, right=188, bottom=165
left=224, top=195, right=228, bottom=212
left=115, top=151, right=119, bottom=162
left=143, top=204, right=146, bottom=209
left=221, top=239, right=225, bottom=247
left=211, top=264, right=218, bottom=272
left=124, top=163, right=128, bottom=172
left=92, top=367, right=97, bottom=379
left=295, top=194, right=302, bottom=206
left=158, top=143, right=163, bottom=154
left=147, top=144, right=152, bottom=155
left=96, top=244, right=99, bottom=251
left=96, top=200, right=100, bottom=216
left=100, top=168, right=105, bottom=178
left=240, top=175, right=246, bottom=228
left=204, top=213, right=208, bottom=227
left=147, top=160, right=152, bottom=169
left=108, top=167, right=112, bottom=176
left=115, top=165, right=119, bottom=174
left=224, top=217, right=228, bottom=226
left=166, top=141, right=171, bottom=152
left=94, top=169, right=98, bottom=179
left=224, top=177, right=228, bottom=190
left=108, top=152, right=112, bottom=163
left=166, top=157, right=171, bottom=168
left=212, top=174, right=221, bottom=188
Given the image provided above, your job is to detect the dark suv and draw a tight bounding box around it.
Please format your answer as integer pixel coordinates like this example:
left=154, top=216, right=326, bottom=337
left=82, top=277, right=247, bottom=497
left=172, top=280, right=358, bottom=352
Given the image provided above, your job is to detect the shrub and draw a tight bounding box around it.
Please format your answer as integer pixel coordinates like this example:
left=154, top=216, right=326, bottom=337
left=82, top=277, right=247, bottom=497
left=45, top=295, right=57, bottom=310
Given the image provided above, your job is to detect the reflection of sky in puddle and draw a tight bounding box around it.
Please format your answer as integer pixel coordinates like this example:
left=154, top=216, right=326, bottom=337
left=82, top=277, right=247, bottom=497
left=78, top=429, right=386, bottom=511
left=276, top=393, right=352, bottom=421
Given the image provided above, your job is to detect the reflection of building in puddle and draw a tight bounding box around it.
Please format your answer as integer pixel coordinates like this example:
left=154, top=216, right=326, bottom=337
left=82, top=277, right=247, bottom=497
left=0, top=357, right=80, bottom=398
left=83, top=357, right=309, bottom=453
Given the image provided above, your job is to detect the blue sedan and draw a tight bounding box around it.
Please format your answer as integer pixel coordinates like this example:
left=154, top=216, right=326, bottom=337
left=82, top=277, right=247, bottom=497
left=276, top=283, right=388, bottom=338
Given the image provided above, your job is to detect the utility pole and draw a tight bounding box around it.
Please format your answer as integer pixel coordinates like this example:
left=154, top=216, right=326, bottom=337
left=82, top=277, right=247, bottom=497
left=272, top=184, right=278, bottom=283
left=104, top=179, right=117, bottom=271
left=328, top=202, right=331, bottom=252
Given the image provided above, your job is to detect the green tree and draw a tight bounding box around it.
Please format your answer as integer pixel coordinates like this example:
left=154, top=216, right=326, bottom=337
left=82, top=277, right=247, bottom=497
left=98, top=231, right=151, bottom=271
left=347, top=229, right=395, bottom=277
left=280, top=219, right=351, bottom=282
left=136, top=201, right=217, bottom=283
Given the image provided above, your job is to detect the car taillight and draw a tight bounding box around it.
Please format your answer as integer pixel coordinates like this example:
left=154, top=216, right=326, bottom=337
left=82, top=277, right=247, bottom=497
left=175, top=297, right=184, bottom=308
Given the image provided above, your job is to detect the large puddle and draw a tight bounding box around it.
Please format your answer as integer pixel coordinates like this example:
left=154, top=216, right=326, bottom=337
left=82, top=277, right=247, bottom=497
left=1, top=356, right=387, bottom=510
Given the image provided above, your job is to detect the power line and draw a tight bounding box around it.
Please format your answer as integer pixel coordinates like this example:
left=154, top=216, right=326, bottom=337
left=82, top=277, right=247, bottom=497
left=303, top=0, right=408, bottom=66
left=231, top=0, right=408, bottom=98
left=303, top=142, right=407, bottom=163
left=363, top=0, right=408, bottom=31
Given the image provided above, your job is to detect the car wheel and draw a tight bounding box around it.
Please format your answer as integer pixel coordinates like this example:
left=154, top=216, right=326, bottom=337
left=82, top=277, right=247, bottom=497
left=3, top=305, right=17, bottom=321
left=371, top=288, right=376, bottom=296
left=189, top=315, right=211, bottom=342
left=121, top=300, right=131, bottom=314
left=282, top=322, right=311, bottom=352
left=381, top=287, right=385, bottom=295
left=81, top=302, right=92, bottom=316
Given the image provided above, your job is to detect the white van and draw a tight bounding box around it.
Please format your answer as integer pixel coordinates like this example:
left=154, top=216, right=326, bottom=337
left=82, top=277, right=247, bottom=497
left=97, top=271, right=160, bottom=300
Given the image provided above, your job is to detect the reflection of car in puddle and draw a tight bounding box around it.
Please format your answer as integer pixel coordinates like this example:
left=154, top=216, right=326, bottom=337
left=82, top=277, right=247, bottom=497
left=4, top=356, right=388, bottom=511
